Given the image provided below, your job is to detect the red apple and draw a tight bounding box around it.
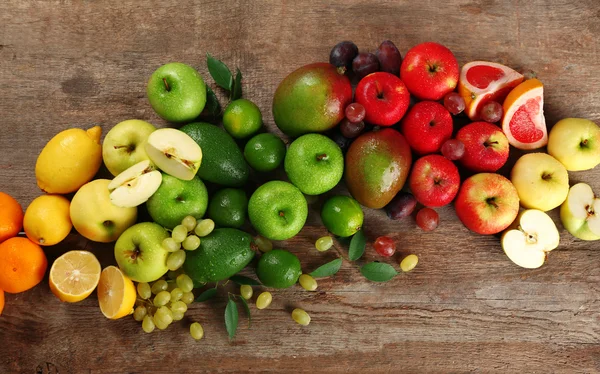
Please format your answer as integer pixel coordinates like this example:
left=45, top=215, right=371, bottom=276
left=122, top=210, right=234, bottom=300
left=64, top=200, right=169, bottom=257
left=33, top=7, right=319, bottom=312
left=456, top=121, right=509, bottom=172
left=401, top=101, right=453, bottom=155
left=455, top=173, right=520, bottom=235
left=354, top=72, right=410, bottom=126
left=400, top=42, right=459, bottom=101
left=409, top=154, right=460, bottom=207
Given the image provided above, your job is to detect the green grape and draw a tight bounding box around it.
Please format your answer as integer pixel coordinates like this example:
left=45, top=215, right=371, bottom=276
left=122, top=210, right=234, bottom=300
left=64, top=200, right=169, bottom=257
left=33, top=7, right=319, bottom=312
left=172, top=310, right=184, bottom=321
left=190, top=322, right=204, bottom=340
left=153, top=314, right=169, bottom=330
left=181, top=291, right=195, bottom=305
left=400, top=254, right=419, bottom=272
left=167, top=250, right=186, bottom=271
left=153, top=291, right=171, bottom=307
left=142, top=315, right=155, bottom=333
left=157, top=306, right=173, bottom=324
left=170, top=300, right=188, bottom=314
left=171, top=287, right=183, bottom=302
left=133, top=306, right=147, bottom=321
left=182, top=235, right=201, bottom=251
left=167, top=269, right=183, bottom=280
left=151, top=279, right=168, bottom=294
left=137, top=282, right=151, bottom=299
left=172, top=225, right=188, bottom=243
left=166, top=281, right=177, bottom=292
left=256, top=292, right=272, bottom=310
left=194, top=219, right=215, bottom=237
left=292, top=308, right=311, bottom=326
left=182, top=216, right=197, bottom=231
left=240, top=285, right=253, bottom=300
left=299, top=274, right=318, bottom=291
left=176, top=274, right=194, bottom=293
left=254, top=236, right=273, bottom=253
left=315, top=236, right=333, bottom=252
left=162, top=237, right=180, bottom=253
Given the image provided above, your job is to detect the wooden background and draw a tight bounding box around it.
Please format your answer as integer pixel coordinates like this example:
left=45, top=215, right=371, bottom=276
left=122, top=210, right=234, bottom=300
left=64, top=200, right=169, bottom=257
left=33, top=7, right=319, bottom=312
left=1, top=0, right=600, bottom=373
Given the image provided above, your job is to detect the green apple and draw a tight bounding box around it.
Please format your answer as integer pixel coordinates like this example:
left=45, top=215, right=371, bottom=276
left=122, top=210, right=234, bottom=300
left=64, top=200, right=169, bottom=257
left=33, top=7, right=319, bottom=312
left=70, top=179, right=137, bottom=243
left=248, top=181, right=308, bottom=240
left=147, top=62, right=207, bottom=123
left=560, top=183, right=600, bottom=241
left=510, top=153, right=569, bottom=211
left=146, top=173, right=208, bottom=229
left=548, top=118, right=600, bottom=171
left=114, top=222, right=170, bottom=283
left=102, top=119, right=156, bottom=176
left=145, top=128, right=202, bottom=181
left=284, top=134, right=343, bottom=195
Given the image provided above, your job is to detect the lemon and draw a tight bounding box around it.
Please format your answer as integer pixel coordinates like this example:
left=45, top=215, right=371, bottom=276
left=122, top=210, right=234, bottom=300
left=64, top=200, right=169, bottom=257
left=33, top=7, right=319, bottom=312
left=36, top=126, right=103, bottom=194
left=98, top=266, right=136, bottom=319
left=24, top=195, right=72, bottom=246
left=49, top=250, right=101, bottom=303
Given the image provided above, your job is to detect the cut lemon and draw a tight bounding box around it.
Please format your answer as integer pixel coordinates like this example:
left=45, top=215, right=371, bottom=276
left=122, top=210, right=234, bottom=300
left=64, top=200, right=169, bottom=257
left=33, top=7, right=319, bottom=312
left=501, top=78, right=547, bottom=150
left=98, top=266, right=136, bottom=319
left=49, top=250, right=101, bottom=303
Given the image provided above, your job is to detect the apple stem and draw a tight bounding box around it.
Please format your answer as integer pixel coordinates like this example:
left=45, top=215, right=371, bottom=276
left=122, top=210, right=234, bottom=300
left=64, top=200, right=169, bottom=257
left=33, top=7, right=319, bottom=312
left=581, top=139, right=588, bottom=147
left=278, top=211, right=285, bottom=217
left=316, top=153, right=328, bottom=161
left=163, top=78, right=171, bottom=92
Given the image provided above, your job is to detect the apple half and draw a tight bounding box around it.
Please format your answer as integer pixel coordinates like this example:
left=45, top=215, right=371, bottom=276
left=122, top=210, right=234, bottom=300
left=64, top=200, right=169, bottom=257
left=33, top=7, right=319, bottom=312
left=560, top=183, right=600, bottom=241
left=145, top=128, right=202, bottom=181
left=501, top=209, right=559, bottom=269
left=109, top=160, right=162, bottom=208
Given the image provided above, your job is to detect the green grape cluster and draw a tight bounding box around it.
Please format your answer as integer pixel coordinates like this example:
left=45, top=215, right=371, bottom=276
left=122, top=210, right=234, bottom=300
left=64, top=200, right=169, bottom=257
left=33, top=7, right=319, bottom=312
left=162, top=216, right=208, bottom=272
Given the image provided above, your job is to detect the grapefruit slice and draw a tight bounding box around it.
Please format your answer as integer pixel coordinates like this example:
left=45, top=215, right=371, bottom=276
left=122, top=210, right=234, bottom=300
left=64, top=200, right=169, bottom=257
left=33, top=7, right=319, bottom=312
left=502, top=78, right=547, bottom=150
left=458, top=61, right=524, bottom=120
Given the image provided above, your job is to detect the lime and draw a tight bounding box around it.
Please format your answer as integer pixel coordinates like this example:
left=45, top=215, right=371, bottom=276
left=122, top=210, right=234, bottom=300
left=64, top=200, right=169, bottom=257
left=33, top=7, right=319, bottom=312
left=223, top=99, right=262, bottom=139
left=256, top=249, right=301, bottom=289
left=208, top=188, right=248, bottom=228
left=321, top=195, right=364, bottom=237
left=244, top=133, right=286, bottom=172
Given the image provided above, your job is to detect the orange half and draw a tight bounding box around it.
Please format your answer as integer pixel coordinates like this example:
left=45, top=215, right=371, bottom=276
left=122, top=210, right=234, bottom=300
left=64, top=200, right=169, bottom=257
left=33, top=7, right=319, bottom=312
left=501, top=78, right=547, bottom=150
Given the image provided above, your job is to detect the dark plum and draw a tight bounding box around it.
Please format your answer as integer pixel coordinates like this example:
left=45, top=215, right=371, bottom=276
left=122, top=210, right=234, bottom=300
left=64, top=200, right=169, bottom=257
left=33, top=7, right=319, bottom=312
left=352, top=53, right=380, bottom=80
left=385, top=192, right=417, bottom=220
left=330, top=41, right=359, bottom=73
left=376, top=40, right=402, bottom=76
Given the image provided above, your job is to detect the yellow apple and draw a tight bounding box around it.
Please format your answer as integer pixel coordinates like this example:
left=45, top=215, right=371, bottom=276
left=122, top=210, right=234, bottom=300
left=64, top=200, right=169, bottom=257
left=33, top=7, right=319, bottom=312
left=560, top=183, right=600, bottom=241
left=548, top=118, right=600, bottom=171
left=510, top=153, right=569, bottom=211
left=70, top=179, right=137, bottom=243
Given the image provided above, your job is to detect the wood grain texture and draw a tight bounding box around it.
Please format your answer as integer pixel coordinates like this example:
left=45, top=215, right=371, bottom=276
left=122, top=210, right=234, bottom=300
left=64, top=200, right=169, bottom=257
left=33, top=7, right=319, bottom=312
left=1, top=0, right=600, bottom=372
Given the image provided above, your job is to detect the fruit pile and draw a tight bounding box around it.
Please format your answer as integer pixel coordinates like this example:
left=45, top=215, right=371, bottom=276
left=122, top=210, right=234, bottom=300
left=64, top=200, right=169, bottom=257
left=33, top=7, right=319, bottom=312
left=1, top=40, right=599, bottom=341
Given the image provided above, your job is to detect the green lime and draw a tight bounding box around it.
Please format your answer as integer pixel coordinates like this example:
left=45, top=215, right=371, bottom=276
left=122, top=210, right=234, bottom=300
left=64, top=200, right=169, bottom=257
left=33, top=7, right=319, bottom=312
left=244, top=133, right=286, bottom=172
left=208, top=188, right=248, bottom=229
left=321, top=195, right=364, bottom=237
left=223, top=99, right=262, bottom=139
left=256, top=249, right=301, bottom=289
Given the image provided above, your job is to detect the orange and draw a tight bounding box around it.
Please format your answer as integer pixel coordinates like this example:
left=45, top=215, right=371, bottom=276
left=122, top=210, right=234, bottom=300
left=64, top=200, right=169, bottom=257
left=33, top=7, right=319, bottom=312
left=0, top=237, right=48, bottom=293
left=0, top=289, right=4, bottom=315
left=458, top=61, right=524, bottom=120
left=0, top=192, right=24, bottom=243
left=97, top=266, right=136, bottom=319
left=49, top=250, right=101, bottom=303
left=501, top=78, right=547, bottom=150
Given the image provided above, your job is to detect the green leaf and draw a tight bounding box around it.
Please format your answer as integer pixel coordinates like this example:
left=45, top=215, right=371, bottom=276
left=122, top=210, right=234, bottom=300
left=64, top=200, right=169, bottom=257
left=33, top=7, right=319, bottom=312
left=207, top=53, right=233, bottom=90
left=310, top=258, right=343, bottom=278
left=348, top=230, right=366, bottom=261
left=203, top=86, right=221, bottom=118
left=238, top=296, right=251, bottom=328
left=225, top=297, right=239, bottom=340
left=360, top=262, right=398, bottom=282
left=194, top=287, right=217, bottom=302
left=229, top=274, right=261, bottom=286
left=231, top=68, right=242, bottom=100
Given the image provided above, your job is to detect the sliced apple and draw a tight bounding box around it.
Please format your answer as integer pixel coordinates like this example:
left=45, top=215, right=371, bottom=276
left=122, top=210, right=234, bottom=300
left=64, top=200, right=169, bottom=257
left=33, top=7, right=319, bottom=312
left=145, top=128, right=202, bottom=181
left=109, top=160, right=162, bottom=208
left=560, top=183, right=600, bottom=241
left=501, top=209, right=559, bottom=269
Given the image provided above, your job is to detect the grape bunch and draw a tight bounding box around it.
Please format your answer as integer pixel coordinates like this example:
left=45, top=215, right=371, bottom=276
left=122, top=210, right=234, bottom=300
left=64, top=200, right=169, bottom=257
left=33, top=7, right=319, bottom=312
left=329, top=40, right=402, bottom=79
left=162, top=216, right=215, bottom=272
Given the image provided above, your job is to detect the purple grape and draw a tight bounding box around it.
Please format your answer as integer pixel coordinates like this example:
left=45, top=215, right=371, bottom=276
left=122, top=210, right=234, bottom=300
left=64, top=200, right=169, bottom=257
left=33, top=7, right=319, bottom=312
left=327, top=128, right=352, bottom=153
left=376, top=40, right=402, bottom=76
left=385, top=192, right=417, bottom=220
left=352, top=53, right=380, bottom=80
left=339, top=119, right=365, bottom=139
left=330, top=41, right=359, bottom=73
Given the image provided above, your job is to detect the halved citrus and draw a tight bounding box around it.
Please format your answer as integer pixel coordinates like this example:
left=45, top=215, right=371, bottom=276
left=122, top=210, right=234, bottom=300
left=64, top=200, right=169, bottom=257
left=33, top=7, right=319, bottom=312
left=458, top=61, right=524, bottom=120
left=49, top=250, right=101, bottom=303
left=502, top=78, right=547, bottom=150
left=97, top=266, right=136, bottom=319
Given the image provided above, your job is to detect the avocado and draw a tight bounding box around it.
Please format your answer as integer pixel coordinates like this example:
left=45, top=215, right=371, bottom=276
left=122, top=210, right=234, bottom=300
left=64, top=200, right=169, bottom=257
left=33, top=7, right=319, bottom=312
left=180, top=122, right=250, bottom=187
left=182, top=228, right=255, bottom=284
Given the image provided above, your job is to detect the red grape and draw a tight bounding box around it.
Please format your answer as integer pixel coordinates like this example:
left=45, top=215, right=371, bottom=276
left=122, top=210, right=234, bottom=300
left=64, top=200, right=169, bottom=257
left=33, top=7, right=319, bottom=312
left=385, top=192, right=417, bottom=220
left=441, top=139, right=465, bottom=160
left=345, top=103, right=366, bottom=123
left=330, top=41, right=359, bottom=73
left=327, top=128, right=352, bottom=152
left=352, top=53, right=379, bottom=79
left=339, top=119, right=365, bottom=139
left=443, top=92, right=466, bottom=115
left=376, top=40, right=402, bottom=76
left=374, top=236, right=396, bottom=257
left=416, top=208, right=439, bottom=231
left=480, top=101, right=503, bottom=123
